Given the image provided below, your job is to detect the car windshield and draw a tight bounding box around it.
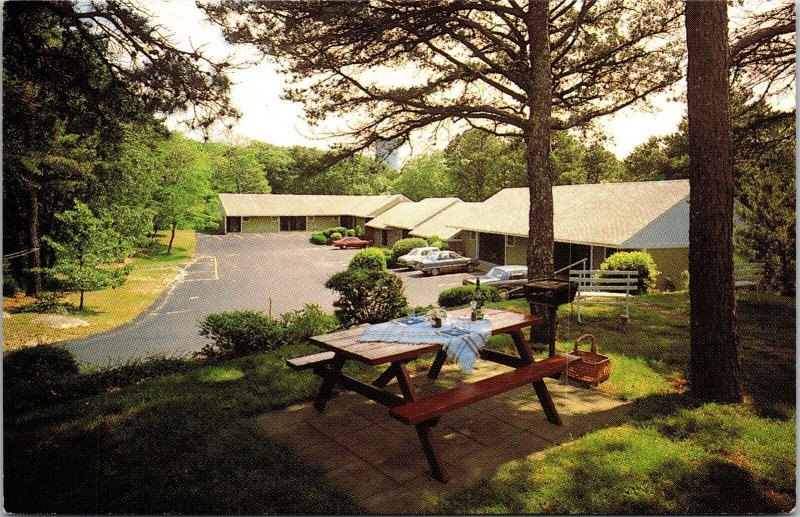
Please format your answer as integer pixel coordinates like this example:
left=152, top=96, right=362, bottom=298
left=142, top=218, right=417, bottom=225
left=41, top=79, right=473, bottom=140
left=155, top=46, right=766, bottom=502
left=487, top=268, right=505, bottom=279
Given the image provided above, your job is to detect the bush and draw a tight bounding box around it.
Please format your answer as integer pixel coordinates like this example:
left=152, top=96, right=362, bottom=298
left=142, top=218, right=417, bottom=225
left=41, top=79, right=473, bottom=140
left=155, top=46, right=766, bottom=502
left=349, top=247, right=387, bottom=271
left=198, top=310, right=286, bottom=357
left=310, top=232, right=328, bottom=245
left=681, top=270, right=690, bottom=291
left=280, top=304, right=339, bottom=343
left=330, top=232, right=343, bottom=241
left=354, top=224, right=365, bottom=237
left=600, top=251, right=660, bottom=294
left=325, top=269, right=407, bottom=325
left=426, top=235, right=442, bottom=246
left=380, top=247, right=397, bottom=268
left=431, top=239, right=449, bottom=250
left=346, top=229, right=355, bottom=237
left=333, top=226, right=348, bottom=235
left=4, top=345, right=79, bottom=381
left=438, top=284, right=500, bottom=308
left=322, top=228, right=334, bottom=238
left=392, top=238, right=429, bottom=262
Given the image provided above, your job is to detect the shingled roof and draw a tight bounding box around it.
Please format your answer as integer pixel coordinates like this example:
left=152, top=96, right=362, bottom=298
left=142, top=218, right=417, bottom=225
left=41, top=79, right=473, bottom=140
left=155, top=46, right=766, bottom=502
left=454, top=180, right=690, bottom=248
left=365, top=197, right=462, bottom=230
left=218, top=193, right=409, bottom=218
left=409, top=202, right=483, bottom=240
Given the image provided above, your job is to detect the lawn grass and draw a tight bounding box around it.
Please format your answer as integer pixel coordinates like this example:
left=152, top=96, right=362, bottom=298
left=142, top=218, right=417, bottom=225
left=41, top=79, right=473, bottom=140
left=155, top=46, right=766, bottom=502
left=4, top=342, right=361, bottom=514
left=3, top=230, right=196, bottom=349
left=4, top=290, right=795, bottom=514
left=421, top=290, right=796, bottom=514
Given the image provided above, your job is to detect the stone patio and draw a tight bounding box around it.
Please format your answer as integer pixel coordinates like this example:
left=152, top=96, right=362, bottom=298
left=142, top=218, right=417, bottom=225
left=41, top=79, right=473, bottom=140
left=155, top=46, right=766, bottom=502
left=253, top=361, right=630, bottom=514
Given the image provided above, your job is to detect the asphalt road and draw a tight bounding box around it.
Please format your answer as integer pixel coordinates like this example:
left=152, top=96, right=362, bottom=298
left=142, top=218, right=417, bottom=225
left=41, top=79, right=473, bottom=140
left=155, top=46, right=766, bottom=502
left=64, top=233, right=472, bottom=365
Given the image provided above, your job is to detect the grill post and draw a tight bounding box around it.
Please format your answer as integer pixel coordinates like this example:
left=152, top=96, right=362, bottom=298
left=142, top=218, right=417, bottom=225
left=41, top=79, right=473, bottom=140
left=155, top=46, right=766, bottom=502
left=524, top=278, right=578, bottom=357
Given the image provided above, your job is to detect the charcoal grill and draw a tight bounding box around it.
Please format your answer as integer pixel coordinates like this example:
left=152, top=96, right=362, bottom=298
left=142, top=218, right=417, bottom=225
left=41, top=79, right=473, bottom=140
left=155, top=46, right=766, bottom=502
left=524, top=278, right=578, bottom=357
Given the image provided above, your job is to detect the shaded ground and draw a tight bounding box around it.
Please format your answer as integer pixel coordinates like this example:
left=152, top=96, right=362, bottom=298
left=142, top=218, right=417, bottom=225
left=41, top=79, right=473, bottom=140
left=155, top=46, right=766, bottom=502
left=255, top=361, right=630, bottom=513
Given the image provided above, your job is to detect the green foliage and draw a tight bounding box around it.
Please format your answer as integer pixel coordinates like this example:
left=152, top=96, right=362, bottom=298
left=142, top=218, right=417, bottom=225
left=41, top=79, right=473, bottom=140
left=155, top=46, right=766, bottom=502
left=391, top=238, right=429, bottom=262
left=332, top=226, right=347, bottom=235
left=346, top=229, right=355, bottom=237
left=4, top=345, right=79, bottom=381
left=198, top=310, right=286, bottom=358
left=310, top=232, right=328, bottom=245
left=438, top=284, right=500, bottom=308
left=329, top=232, right=343, bottom=241
left=325, top=269, right=407, bottom=325
left=348, top=247, right=387, bottom=272
left=9, top=294, right=75, bottom=315
left=39, top=201, right=132, bottom=310
left=3, top=273, right=19, bottom=296
left=600, top=251, right=660, bottom=294
left=393, top=150, right=453, bottom=200
left=354, top=224, right=365, bottom=237
left=426, top=235, right=442, bottom=246
left=207, top=142, right=271, bottom=194
left=279, top=304, right=339, bottom=343
left=444, top=129, right=526, bottom=201
left=322, top=228, right=334, bottom=238
left=681, top=270, right=690, bottom=291
left=379, top=247, right=396, bottom=268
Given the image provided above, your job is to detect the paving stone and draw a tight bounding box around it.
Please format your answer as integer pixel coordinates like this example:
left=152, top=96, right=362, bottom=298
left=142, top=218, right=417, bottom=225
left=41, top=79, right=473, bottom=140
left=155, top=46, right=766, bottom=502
left=307, top=410, right=374, bottom=438
left=325, top=456, right=395, bottom=502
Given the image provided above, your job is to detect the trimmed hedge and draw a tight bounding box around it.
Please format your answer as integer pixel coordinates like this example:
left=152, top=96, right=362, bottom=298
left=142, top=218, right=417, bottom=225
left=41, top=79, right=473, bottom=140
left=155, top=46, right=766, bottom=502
left=330, top=232, right=343, bottom=241
left=325, top=269, right=407, bottom=325
left=198, top=310, right=286, bottom=357
left=349, top=247, right=387, bottom=271
left=600, top=251, right=660, bottom=293
left=438, top=284, right=500, bottom=308
left=346, top=229, right=355, bottom=237
left=4, top=345, right=79, bottom=380
left=311, top=232, right=328, bottom=245
left=354, top=224, right=365, bottom=237
left=333, top=226, right=348, bottom=235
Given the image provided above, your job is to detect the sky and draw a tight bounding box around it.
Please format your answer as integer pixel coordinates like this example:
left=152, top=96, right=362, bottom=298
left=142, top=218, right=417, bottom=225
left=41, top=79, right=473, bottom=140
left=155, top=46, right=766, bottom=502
left=147, top=0, right=777, bottom=162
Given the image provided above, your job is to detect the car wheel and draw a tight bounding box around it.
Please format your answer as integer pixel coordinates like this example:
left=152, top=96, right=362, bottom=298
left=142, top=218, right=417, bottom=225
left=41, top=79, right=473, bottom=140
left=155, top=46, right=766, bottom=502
left=430, top=268, right=440, bottom=276
left=498, top=289, right=510, bottom=301
left=466, top=263, right=475, bottom=273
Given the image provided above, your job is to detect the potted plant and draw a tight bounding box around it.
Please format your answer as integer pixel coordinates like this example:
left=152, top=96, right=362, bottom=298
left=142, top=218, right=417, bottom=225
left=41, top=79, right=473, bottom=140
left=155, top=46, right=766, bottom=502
left=428, top=307, right=447, bottom=328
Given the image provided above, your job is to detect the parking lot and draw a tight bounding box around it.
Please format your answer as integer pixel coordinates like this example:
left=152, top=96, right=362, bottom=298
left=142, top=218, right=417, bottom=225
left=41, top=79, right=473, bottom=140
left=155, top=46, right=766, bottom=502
left=65, top=232, right=475, bottom=365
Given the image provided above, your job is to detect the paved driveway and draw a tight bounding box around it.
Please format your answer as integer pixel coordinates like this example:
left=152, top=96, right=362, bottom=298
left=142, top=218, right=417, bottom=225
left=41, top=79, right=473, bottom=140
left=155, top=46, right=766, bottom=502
left=65, top=233, right=473, bottom=365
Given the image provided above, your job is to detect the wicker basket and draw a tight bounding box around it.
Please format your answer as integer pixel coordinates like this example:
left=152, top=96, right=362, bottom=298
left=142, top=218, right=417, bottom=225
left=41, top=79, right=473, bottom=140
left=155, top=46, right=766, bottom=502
left=567, top=334, right=611, bottom=385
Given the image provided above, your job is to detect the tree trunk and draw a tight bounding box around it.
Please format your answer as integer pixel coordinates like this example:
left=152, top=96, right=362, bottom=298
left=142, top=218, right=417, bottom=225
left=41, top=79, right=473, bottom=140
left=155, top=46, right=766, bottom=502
left=167, top=221, right=178, bottom=255
left=525, top=0, right=555, bottom=344
left=26, top=188, right=43, bottom=298
left=79, top=290, right=85, bottom=311
left=685, top=0, right=742, bottom=402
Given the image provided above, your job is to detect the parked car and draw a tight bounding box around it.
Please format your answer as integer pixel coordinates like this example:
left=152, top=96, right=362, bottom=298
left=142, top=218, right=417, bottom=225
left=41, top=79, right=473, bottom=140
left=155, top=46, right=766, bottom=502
left=332, top=236, right=372, bottom=249
left=397, top=246, right=440, bottom=269
left=414, top=251, right=480, bottom=276
left=463, top=265, right=528, bottom=300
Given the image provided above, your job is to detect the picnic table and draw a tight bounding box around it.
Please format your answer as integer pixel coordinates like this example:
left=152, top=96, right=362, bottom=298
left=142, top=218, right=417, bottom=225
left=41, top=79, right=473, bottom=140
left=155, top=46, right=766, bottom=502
left=288, top=308, right=571, bottom=482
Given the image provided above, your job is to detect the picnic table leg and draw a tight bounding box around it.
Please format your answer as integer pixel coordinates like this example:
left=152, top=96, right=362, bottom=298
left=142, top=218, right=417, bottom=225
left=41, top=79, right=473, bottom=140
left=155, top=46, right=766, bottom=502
left=510, top=329, right=535, bottom=364
left=394, top=362, right=419, bottom=401
left=532, top=380, right=562, bottom=425
left=372, top=364, right=398, bottom=388
left=313, top=354, right=346, bottom=412
left=427, top=350, right=448, bottom=379
left=415, top=419, right=449, bottom=483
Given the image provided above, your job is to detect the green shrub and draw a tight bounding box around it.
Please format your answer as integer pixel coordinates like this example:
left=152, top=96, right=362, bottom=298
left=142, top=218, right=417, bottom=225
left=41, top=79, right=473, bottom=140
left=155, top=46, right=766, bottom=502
left=438, top=284, right=500, bottom=308
left=333, top=226, right=348, bottom=235
left=322, top=228, right=334, bottom=238
left=681, top=270, right=690, bottom=291
left=392, top=238, right=429, bottom=262
left=354, top=224, right=365, bottom=237
left=380, top=247, right=397, bottom=268
left=600, top=251, right=660, bottom=294
left=431, top=239, right=449, bottom=250
left=4, top=345, right=79, bottom=380
left=325, top=269, right=407, bottom=325
left=330, top=232, right=343, bottom=241
left=280, top=304, right=339, bottom=343
left=426, top=235, right=442, bottom=246
left=348, top=247, right=387, bottom=271
left=198, top=310, right=286, bottom=358
left=346, top=229, right=355, bottom=237
left=310, top=232, right=328, bottom=245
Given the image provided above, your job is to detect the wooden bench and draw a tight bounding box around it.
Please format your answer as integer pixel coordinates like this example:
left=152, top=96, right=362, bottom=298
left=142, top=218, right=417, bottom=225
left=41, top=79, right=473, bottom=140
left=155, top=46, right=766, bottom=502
left=569, top=269, right=639, bottom=323
left=390, top=355, right=570, bottom=482
left=286, top=351, right=335, bottom=371
left=735, top=262, right=765, bottom=299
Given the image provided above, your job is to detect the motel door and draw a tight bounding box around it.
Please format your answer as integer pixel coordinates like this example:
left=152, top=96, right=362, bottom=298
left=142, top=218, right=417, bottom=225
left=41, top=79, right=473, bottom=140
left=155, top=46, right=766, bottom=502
left=280, top=216, right=307, bottom=231
left=478, top=233, right=505, bottom=265
left=226, top=217, right=241, bottom=233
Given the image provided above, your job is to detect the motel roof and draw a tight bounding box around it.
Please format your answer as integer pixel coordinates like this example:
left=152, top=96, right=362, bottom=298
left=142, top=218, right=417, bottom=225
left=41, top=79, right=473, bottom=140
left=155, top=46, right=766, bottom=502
left=365, top=197, right=462, bottom=230
left=218, top=193, right=409, bottom=219
left=409, top=202, right=483, bottom=240
left=453, top=180, right=690, bottom=249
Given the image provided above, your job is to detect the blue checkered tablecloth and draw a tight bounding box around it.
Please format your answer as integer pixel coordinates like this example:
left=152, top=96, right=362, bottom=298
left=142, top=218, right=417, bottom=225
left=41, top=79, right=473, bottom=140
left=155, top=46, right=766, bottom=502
left=357, top=316, right=492, bottom=372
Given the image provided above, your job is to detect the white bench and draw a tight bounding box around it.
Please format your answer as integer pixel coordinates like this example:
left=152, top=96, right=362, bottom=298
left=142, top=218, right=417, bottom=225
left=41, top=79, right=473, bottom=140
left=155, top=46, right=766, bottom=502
left=734, top=262, right=765, bottom=299
left=569, top=269, right=639, bottom=323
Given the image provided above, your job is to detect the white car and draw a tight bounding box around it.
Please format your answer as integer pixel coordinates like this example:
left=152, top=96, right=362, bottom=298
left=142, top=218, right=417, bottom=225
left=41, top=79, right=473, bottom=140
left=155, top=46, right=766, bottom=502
left=397, top=246, right=440, bottom=269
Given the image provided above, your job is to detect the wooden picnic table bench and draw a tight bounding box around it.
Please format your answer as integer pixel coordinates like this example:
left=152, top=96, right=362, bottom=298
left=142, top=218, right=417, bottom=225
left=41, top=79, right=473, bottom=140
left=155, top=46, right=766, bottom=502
left=287, top=308, right=570, bottom=482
